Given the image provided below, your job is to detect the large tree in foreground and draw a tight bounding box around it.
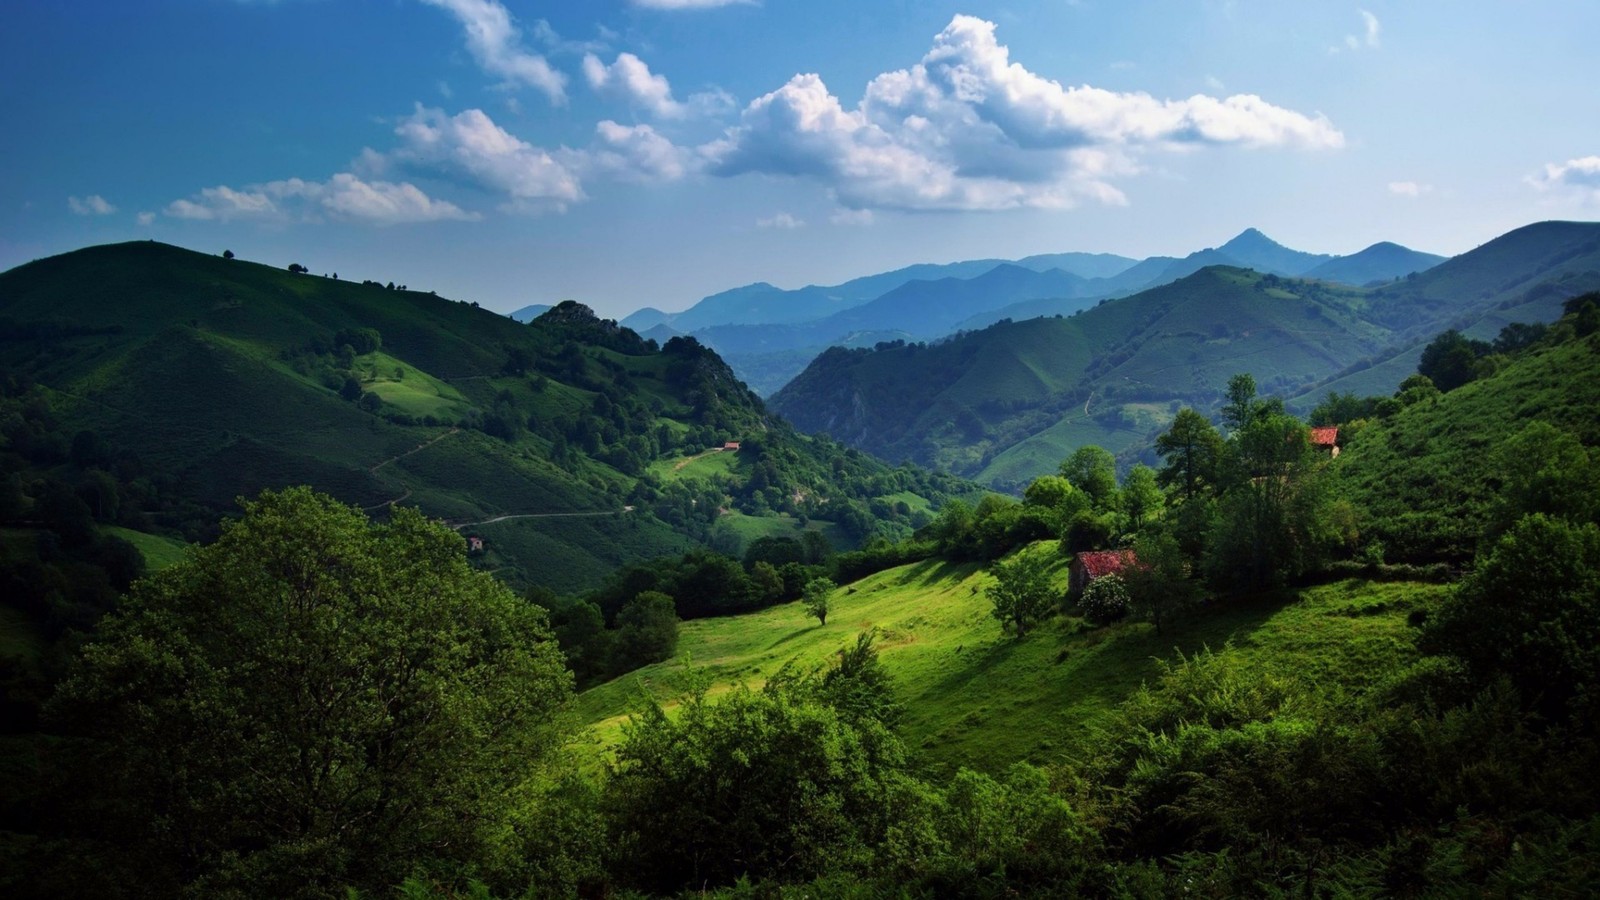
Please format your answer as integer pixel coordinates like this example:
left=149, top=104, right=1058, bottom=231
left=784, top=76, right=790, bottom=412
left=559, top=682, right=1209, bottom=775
left=50, top=488, right=574, bottom=897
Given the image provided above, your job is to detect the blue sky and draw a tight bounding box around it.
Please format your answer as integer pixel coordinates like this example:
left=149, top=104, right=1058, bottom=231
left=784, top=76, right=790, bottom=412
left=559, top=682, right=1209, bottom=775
left=4, top=1, right=1598, bottom=319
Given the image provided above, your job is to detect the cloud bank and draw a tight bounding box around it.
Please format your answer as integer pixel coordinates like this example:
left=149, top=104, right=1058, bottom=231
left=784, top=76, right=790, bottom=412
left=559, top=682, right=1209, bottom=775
left=701, top=15, right=1344, bottom=211
left=1528, top=156, right=1600, bottom=204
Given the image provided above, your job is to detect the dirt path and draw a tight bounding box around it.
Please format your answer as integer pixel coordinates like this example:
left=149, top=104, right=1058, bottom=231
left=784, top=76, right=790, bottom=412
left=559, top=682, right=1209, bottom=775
left=672, top=448, right=722, bottom=471
left=370, top=427, right=459, bottom=474
left=450, top=506, right=636, bottom=531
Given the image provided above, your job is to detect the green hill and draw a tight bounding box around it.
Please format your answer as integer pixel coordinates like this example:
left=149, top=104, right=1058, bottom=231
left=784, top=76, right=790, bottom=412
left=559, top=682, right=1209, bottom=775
left=772, top=266, right=1386, bottom=487
left=1332, top=327, right=1600, bottom=562
left=576, top=543, right=1443, bottom=776
left=773, top=222, right=1600, bottom=488
left=0, top=241, right=970, bottom=593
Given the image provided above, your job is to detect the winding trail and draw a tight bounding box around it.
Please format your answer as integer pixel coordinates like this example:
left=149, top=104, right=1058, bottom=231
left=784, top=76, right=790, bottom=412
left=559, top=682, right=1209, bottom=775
left=449, top=506, right=636, bottom=531
left=370, top=427, right=459, bottom=474
left=672, top=447, right=724, bottom=471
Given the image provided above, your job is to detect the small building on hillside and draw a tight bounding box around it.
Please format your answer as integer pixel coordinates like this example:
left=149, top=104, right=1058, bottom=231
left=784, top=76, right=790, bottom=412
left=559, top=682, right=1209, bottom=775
left=1310, top=426, right=1340, bottom=457
left=1070, top=549, right=1138, bottom=595
left=465, top=535, right=485, bottom=554
left=722, top=441, right=742, bottom=451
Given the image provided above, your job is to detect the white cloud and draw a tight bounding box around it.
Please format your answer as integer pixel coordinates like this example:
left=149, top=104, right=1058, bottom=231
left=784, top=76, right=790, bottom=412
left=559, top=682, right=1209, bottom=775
left=581, top=120, right=693, bottom=182
left=583, top=52, right=683, bottom=118
left=756, top=212, right=804, bottom=229
left=632, top=0, right=754, bottom=9
left=418, top=0, right=566, bottom=103
left=1332, top=9, right=1381, bottom=54
left=136, top=211, right=156, bottom=226
left=582, top=51, right=733, bottom=119
left=1528, top=156, right=1600, bottom=203
left=391, top=105, right=584, bottom=212
left=1387, top=180, right=1431, bottom=198
left=1360, top=9, right=1381, bottom=47
left=531, top=19, right=609, bottom=55
left=702, top=15, right=1342, bottom=211
left=829, top=208, right=874, bottom=226
left=164, top=175, right=475, bottom=225
left=68, top=194, right=117, bottom=216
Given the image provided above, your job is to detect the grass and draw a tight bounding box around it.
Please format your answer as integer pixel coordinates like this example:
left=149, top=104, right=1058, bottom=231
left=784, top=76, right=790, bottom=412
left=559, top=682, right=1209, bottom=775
left=707, top=512, right=849, bottom=558
left=104, top=526, right=189, bottom=571
left=574, top=542, right=1444, bottom=777
left=647, top=447, right=743, bottom=482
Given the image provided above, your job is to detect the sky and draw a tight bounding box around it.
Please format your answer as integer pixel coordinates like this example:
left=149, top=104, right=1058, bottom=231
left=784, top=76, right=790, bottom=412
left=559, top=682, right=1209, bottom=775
left=4, top=1, right=1598, bottom=320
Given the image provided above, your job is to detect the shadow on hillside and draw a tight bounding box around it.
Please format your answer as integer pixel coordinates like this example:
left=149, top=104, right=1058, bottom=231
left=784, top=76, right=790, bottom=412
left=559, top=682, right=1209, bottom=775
left=902, top=559, right=979, bottom=589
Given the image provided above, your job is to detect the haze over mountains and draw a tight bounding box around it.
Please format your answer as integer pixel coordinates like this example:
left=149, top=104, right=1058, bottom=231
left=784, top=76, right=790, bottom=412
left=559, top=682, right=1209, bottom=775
left=624, top=229, right=1447, bottom=395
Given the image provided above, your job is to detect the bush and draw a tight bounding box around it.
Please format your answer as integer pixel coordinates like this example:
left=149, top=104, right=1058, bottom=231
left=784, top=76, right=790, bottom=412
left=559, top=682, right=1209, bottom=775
left=1080, top=573, right=1131, bottom=625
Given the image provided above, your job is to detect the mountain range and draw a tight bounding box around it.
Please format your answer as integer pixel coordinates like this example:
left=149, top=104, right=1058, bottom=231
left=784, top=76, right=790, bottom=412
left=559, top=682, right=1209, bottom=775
left=768, top=220, right=1600, bottom=490
left=626, top=229, right=1445, bottom=395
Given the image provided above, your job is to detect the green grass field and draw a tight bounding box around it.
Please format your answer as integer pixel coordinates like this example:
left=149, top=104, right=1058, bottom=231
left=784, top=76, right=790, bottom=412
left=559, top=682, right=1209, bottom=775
left=575, top=543, right=1444, bottom=776
left=104, top=526, right=189, bottom=572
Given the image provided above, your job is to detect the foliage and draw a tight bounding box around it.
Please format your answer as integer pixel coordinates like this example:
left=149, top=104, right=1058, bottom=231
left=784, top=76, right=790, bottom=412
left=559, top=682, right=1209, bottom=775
left=46, top=488, right=575, bottom=897
left=1422, top=514, right=1600, bottom=726
left=803, top=576, right=835, bottom=626
left=604, top=656, right=905, bottom=893
left=1079, top=572, right=1132, bottom=625
left=1154, top=408, right=1223, bottom=500
left=1123, top=530, right=1200, bottom=634
left=613, top=590, right=679, bottom=672
left=988, top=549, right=1058, bottom=637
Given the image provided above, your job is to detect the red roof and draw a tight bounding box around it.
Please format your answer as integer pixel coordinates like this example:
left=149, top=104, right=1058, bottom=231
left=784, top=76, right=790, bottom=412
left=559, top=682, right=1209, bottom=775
left=1078, top=549, right=1136, bottom=579
left=1309, top=426, right=1339, bottom=447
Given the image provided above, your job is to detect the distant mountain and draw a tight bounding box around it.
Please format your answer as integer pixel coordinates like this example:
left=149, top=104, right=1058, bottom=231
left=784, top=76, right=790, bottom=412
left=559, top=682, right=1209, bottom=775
left=770, top=220, right=1600, bottom=489
left=619, top=306, right=672, bottom=330
left=771, top=266, right=1387, bottom=488
left=1215, top=227, right=1335, bottom=276
left=507, top=303, right=552, bottom=322
left=1012, top=251, right=1138, bottom=279
left=1303, top=242, right=1446, bottom=286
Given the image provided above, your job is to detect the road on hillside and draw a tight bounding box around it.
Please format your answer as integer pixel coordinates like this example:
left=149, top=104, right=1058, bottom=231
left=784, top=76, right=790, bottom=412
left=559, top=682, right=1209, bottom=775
left=449, top=506, right=636, bottom=530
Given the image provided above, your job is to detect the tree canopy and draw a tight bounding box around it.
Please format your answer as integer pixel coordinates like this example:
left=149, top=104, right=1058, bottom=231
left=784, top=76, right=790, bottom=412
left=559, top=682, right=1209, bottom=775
left=50, top=487, right=574, bottom=897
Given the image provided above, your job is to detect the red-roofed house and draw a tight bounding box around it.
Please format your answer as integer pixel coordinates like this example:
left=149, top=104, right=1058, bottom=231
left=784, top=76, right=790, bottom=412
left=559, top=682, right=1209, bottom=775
left=1309, top=426, right=1340, bottom=457
left=1070, top=549, right=1138, bottom=595
left=723, top=441, right=741, bottom=451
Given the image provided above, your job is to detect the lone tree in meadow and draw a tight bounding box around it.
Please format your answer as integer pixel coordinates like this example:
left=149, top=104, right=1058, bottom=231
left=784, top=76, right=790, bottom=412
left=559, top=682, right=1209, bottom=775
left=988, top=551, right=1057, bottom=638
left=803, top=576, right=835, bottom=626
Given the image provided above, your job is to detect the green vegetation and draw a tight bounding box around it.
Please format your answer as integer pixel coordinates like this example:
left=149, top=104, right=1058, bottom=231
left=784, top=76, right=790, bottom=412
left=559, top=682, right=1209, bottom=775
left=0, top=242, right=976, bottom=597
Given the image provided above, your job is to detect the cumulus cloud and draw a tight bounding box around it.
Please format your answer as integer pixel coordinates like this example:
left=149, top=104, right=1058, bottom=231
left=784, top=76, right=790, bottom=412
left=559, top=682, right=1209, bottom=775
left=68, top=195, right=117, bottom=215
left=701, top=15, right=1342, bottom=211
left=632, top=0, right=754, bottom=9
left=756, top=212, right=804, bottom=229
left=1387, top=181, right=1431, bottom=197
left=582, top=51, right=734, bottom=119
left=136, top=211, right=156, bottom=226
left=1527, top=156, right=1600, bottom=203
left=164, top=175, right=475, bottom=225
left=581, top=120, right=693, bottom=182
left=583, top=52, right=683, bottom=117
left=391, top=105, right=584, bottom=212
left=419, top=0, right=566, bottom=103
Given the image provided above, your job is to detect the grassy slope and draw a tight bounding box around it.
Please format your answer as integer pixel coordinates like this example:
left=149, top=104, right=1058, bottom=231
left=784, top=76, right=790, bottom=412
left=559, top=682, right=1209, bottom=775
left=104, top=526, right=188, bottom=572
left=1333, top=331, right=1600, bottom=561
left=576, top=541, right=1442, bottom=777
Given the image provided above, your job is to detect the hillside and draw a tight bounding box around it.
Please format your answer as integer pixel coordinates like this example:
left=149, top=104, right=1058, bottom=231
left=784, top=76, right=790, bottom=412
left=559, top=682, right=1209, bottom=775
left=1332, top=326, right=1600, bottom=562
left=0, top=241, right=968, bottom=592
left=772, top=266, right=1386, bottom=487
left=576, top=548, right=1440, bottom=776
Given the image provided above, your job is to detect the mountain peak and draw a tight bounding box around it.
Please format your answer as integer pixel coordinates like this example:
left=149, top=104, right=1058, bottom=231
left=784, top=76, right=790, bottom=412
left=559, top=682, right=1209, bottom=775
left=1220, top=227, right=1283, bottom=252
